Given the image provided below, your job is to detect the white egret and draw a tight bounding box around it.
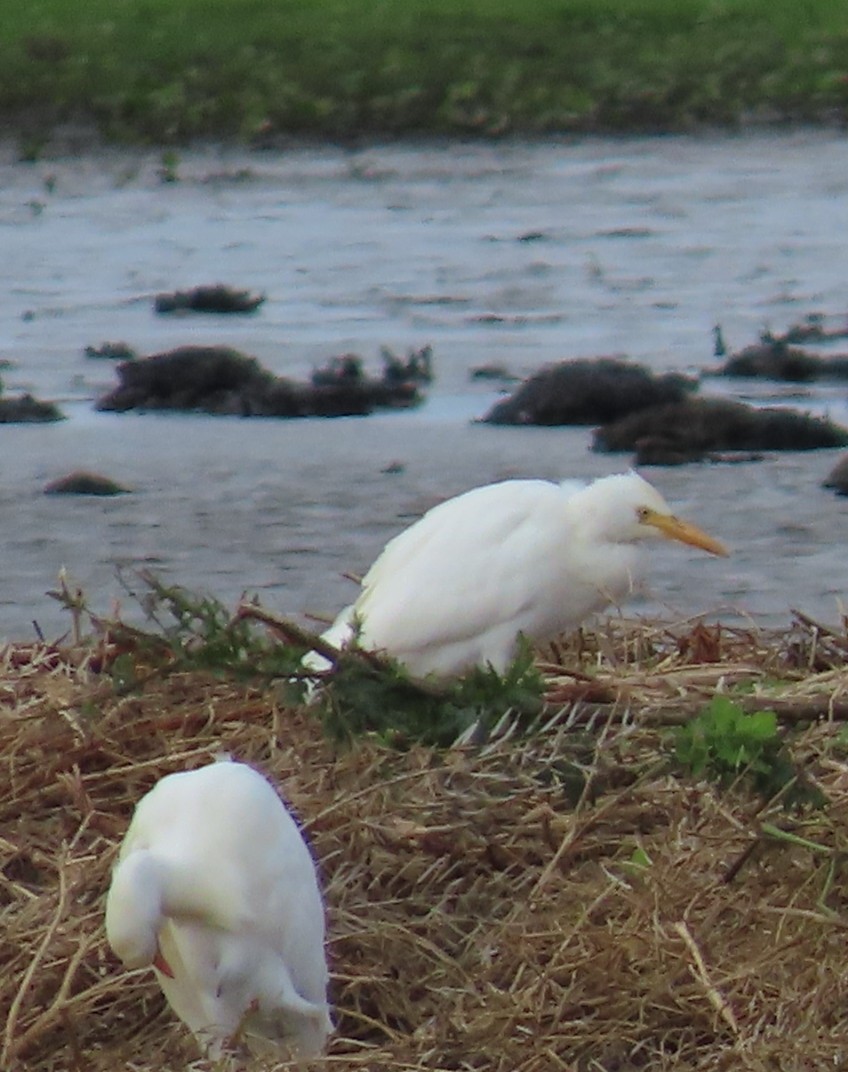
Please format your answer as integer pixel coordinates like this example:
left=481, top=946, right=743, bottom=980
left=305, top=471, right=727, bottom=680
left=105, top=758, right=332, bottom=1060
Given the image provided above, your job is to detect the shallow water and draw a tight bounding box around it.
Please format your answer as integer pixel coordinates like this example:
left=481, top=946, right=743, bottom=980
left=2, top=132, right=848, bottom=642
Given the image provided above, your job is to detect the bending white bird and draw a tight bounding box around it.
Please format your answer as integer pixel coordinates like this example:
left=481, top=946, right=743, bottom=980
left=105, top=758, right=331, bottom=1061
left=305, top=471, right=727, bottom=680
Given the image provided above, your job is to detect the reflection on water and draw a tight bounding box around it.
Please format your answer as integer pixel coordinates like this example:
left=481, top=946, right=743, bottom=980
left=1, top=132, right=848, bottom=640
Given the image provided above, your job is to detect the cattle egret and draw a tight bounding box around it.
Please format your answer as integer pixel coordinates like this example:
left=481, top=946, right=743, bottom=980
left=305, top=471, right=727, bottom=680
left=105, top=758, right=331, bottom=1060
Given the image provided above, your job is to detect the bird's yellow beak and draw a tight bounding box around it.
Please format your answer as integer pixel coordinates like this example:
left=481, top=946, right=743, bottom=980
left=643, top=509, right=729, bottom=556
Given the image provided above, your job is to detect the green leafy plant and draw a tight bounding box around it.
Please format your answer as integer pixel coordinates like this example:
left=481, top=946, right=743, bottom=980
left=620, top=844, right=653, bottom=879
left=318, top=636, right=545, bottom=749
left=49, top=570, right=546, bottom=739
left=118, top=571, right=307, bottom=681
left=49, top=569, right=308, bottom=689
left=674, top=695, right=809, bottom=803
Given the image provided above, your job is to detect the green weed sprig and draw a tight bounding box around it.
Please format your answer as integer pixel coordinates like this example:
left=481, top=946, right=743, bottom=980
left=674, top=695, right=822, bottom=806
left=318, top=635, right=545, bottom=749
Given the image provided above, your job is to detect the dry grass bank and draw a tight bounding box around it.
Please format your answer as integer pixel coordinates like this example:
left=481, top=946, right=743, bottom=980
left=2, top=610, right=848, bottom=1071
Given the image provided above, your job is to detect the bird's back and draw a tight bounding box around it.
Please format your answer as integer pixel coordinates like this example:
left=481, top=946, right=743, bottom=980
left=350, top=478, right=593, bottom=676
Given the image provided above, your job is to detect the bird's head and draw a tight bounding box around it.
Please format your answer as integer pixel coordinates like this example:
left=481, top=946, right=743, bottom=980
left=586, top=473, right=728, bottom=556
left=635, top=501, right=728, bottom=555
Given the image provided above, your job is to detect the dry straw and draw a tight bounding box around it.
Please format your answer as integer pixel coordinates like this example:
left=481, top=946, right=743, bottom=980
left=3, top=609, right=848, bottom=1071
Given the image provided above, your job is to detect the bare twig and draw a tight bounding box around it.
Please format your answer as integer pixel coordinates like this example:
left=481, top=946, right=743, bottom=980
left=233, top=600, right=366, bottom=666
left=791, top=608, right=848, bottom=651
left=672, top=920, right=739, bottom=1037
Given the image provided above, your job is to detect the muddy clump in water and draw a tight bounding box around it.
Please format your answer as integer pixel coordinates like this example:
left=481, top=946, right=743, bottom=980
left=594, top=396, right=848, bottom=461
left=96, top=345, right=423, bottom=417
left=482, top=357, right=695, bottom=426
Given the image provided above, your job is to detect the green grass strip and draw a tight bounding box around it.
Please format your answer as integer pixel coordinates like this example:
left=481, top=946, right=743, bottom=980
left=4, top=0, right=848, bottom=143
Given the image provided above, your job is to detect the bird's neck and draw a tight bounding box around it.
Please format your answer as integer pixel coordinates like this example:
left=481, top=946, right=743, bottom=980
left=578, top=537, right=644, bottom=606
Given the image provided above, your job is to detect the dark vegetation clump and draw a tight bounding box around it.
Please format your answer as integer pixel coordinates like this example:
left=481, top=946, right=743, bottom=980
left=43, top=471, right=131, bottom=496
left=380, top=344, right=433, bottom=384
left=719, top=340, right=831, bottom=381
left=95, top=345, right=423, bottom=417
left=96, top=346, right=281, bottom=414
left=482, top=357, right=695, bottom=426
left=311, top=345, right=433, bottom=399
left=718, top=337, right=848, bottom=382
left=593, top=396, right=848, bottom=455
left=84, top=341, right=138, bottom=361
left=713, top=317, right=848, bottom=381
left=0, top=392, right=63, bottom=423
left=154, top=285, right=265, bottom=314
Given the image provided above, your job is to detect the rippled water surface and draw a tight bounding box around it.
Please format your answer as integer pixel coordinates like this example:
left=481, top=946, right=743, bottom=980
left=2, top=131, right=848, bottom=641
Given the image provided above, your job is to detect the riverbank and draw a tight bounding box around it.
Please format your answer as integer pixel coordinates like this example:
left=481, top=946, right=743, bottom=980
left=7, top=0, right=848, bottom=150
left=5, top=608, right=848, bottom=1070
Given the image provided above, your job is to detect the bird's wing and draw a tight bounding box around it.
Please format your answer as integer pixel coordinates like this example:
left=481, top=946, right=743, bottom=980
left=205, top=768, right=330, bottom=1044
left=354, top=479, right=580, bottom=662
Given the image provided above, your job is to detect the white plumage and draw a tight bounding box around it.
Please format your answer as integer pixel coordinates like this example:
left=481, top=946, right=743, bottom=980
left=105, top=758, right=331, bottom=1061
left=306, top=471, right=727, bottom=680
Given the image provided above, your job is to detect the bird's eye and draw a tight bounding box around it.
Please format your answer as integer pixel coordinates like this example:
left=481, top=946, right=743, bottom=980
left=636, top=506, right=651, bottom=523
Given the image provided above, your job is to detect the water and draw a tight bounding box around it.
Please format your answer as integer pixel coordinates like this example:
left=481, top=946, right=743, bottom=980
left=2, top=131, right=848, bottom=642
